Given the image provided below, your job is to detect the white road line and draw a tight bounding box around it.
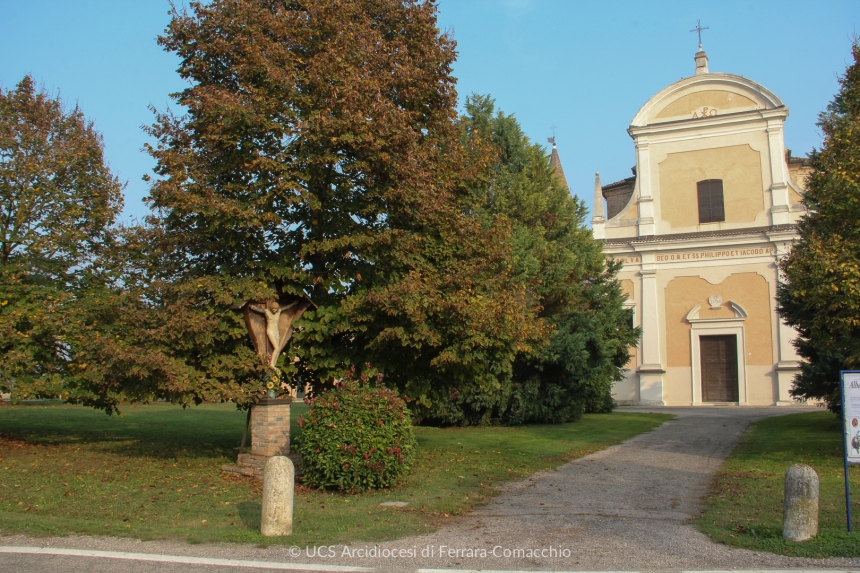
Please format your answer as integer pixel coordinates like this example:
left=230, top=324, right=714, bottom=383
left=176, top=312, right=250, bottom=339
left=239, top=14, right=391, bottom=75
left=417, top=570, right=637, bottom=573
left=0, top=546, right=372, bottom=571
left=418, top=571, right=860, bottom=573
left=2, top=552, right=855, bottom=573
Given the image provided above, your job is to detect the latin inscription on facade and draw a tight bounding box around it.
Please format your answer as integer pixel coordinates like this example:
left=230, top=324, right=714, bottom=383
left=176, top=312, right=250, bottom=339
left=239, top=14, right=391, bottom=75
left=655, top=247, right=774, bottom=262
left=614, top=256, right=642, bottom=264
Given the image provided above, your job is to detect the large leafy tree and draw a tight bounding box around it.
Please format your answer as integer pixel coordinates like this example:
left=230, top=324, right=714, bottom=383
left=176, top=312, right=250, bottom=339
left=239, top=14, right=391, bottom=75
left=478, top=95, right=635, bottom=422
left=416, top=95, right=636, bottom=425
left=0, top=77, right=223, bottom=413
left=0, top=75, right=124, bottom=402
left=132, top=0, right=539, bottom=412
left=778, top=42, right=860, bottom=412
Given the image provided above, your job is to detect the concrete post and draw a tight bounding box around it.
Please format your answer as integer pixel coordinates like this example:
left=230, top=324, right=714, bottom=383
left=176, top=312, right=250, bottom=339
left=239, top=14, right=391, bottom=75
left=783, top=464, right=819, bottom=541
left=260, top=456, right=294, bottom=536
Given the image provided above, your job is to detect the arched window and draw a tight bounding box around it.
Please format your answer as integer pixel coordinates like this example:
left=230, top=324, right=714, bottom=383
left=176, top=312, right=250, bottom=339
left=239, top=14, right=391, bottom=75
left=697, top=179, right=725, bottom=224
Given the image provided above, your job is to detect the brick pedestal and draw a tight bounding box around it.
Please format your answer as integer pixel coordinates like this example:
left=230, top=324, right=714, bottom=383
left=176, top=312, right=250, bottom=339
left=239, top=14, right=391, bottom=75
left=250, top=398, right=292, bottom=457
left=222, top=397, right=295, bottom=479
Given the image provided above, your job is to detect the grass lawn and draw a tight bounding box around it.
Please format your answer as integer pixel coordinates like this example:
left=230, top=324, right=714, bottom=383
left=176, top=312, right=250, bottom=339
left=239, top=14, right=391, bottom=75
left=695, top=410, right=860, bottom=557
left=0, top=401, right=670, bottom=546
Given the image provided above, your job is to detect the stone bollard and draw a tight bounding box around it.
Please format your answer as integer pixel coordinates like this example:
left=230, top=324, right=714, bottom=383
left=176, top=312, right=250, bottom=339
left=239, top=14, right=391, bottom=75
left=783, top=463, right=819, bottom=541
left=260, top=456, right=294, bottom=536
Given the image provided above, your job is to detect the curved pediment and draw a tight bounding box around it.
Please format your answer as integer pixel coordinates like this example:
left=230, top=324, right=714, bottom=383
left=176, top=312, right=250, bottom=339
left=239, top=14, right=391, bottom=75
left=685, top=300, right=748, bottom=322
left=631, top=73, right=785, bottom=127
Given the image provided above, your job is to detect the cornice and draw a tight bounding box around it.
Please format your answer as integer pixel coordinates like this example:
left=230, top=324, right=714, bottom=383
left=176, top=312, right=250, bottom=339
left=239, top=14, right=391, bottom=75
left=601, top=224, right=797, bottom=248
left=628, top=107, right=787, bottom=140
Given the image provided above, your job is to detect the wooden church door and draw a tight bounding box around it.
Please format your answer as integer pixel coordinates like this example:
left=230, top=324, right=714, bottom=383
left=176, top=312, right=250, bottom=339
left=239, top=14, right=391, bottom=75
left=700, top=335, right=739, bottom=402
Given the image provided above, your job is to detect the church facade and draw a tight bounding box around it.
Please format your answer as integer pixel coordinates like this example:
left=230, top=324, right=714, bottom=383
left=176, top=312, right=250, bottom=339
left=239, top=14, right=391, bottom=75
left=593, top=48, right=812, bottom=406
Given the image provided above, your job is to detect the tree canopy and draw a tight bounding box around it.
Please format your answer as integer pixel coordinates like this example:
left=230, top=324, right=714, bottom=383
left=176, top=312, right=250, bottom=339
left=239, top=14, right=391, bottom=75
left=0, top=76, right=123, bottom=276
left=124, top=0, right=539, bottom=413
left=0, top=75, right=124, bottom=402
left=1, top=3, right=636, bottom=422
left=778, top=41, right=860, bottom=412
left=410, top=95, right=636, bottom=425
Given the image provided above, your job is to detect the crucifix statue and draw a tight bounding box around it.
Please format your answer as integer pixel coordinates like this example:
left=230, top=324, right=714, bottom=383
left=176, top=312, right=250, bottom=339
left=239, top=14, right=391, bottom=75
left=242, top=294, right=316, bottom=368
left=690, top=19, right=709, bottom=50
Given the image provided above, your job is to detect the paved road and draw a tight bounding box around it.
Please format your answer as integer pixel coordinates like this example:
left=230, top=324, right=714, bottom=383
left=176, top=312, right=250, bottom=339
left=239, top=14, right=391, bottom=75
left=3, top=405, right=858, bottom=572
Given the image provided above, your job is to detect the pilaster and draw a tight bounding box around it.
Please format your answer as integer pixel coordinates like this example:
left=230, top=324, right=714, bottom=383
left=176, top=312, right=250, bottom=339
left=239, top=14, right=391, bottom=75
left=634, top=138, right=655, bottom=236
left=637, top=266, right=665, bottom=405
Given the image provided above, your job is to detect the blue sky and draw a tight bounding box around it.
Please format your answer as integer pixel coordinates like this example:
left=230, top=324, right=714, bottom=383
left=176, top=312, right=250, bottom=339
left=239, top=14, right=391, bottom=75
left=1, top=1, right=857, bottom=221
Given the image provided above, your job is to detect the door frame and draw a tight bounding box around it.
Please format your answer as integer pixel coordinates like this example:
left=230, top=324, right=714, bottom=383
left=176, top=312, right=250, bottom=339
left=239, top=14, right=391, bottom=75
left=687, top=301, right=748, bottom=405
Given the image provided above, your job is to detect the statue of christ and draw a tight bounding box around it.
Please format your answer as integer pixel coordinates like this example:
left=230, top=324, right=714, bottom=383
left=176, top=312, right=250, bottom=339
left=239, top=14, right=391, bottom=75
left=248, top=300, right=298, bottom=366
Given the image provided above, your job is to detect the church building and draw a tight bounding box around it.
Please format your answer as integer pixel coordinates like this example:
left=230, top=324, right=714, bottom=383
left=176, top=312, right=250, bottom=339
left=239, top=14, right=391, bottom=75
left=592, top=45, right=812, bottom=406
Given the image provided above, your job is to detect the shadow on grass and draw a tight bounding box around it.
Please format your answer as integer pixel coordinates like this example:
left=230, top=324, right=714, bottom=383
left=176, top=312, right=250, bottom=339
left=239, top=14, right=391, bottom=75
left=238, top=501, right=262, bottom=529
left=0, top=402, right=306, bottom=461
left=0, top=407, right=671, bottom=547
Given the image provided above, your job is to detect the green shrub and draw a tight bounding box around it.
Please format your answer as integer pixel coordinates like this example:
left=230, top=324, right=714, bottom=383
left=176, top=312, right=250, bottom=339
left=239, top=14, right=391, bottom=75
left=297, top=371, right=416, bottom=492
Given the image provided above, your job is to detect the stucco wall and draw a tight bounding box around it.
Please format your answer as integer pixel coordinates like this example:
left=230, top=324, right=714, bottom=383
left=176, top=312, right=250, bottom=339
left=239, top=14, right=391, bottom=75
left=664, top=367, right=693, bottom=405
left=664, top=272, right=773, bottom=368
left=659, top=145, right=764, bottom=229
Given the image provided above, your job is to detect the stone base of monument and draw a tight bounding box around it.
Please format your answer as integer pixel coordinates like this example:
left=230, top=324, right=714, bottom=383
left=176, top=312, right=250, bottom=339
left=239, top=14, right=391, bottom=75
left=222, top=397, right=298, bottom=479
left=224, top=453, right=302, bottom=479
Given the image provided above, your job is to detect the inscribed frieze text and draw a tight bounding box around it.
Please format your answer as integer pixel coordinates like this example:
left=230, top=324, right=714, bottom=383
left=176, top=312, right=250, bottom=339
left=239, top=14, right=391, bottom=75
left=655, top=247, right=774, bottom=262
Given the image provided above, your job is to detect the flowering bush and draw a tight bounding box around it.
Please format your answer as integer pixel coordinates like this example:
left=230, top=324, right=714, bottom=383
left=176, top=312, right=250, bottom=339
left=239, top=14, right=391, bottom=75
left=297, top=369, right=416, bottom=491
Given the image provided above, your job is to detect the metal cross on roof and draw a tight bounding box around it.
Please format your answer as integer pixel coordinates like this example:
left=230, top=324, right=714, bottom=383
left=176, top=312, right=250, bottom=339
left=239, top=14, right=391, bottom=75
left=547, top=125, right=557, bottom=146
left=690, top=19, right=709, bottom=49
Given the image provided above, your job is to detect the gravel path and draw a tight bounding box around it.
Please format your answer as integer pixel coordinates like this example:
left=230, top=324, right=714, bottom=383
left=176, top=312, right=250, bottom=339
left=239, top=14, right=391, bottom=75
left=363, top=406, right=860, bottom=571
left=4, top=405, right=858, bottom=572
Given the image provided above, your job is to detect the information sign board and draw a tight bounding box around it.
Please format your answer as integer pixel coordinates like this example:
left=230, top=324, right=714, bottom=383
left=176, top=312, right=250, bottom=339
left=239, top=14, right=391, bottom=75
left=843, top=371, right=860, bottom=463
left=840, top=370, right=860, bottom=532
